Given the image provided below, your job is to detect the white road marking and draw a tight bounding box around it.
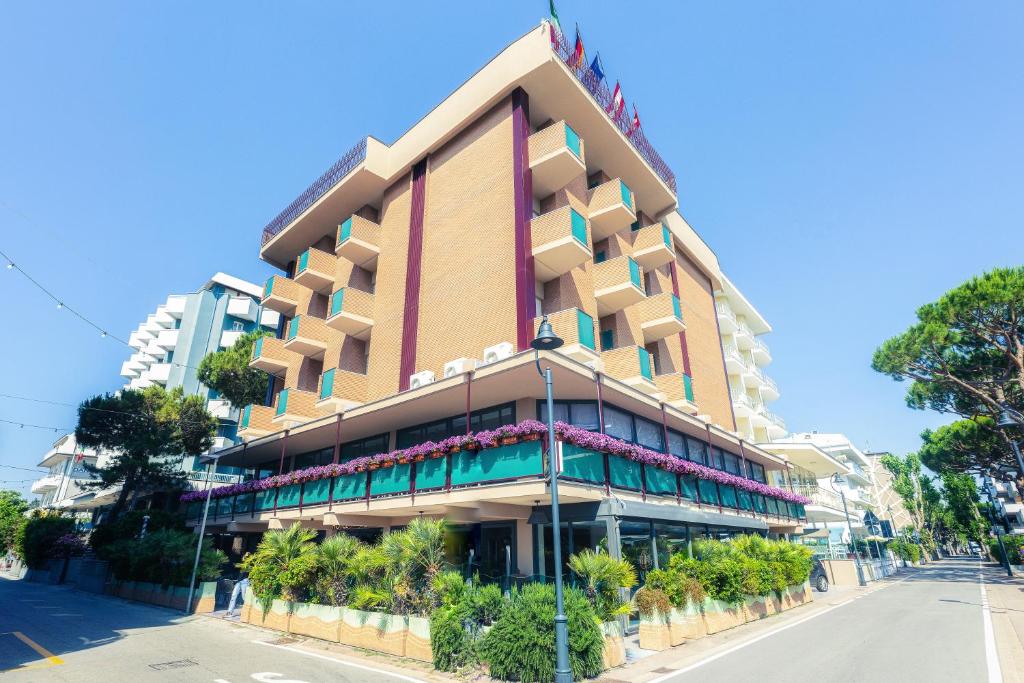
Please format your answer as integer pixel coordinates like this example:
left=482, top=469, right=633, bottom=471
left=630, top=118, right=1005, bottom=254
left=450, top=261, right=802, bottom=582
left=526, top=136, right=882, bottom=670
left=979, top=564, right=1002, bottom=683
left=646, top=579, right=904, bottom=683
left=252, top=639, right=428, bottom=683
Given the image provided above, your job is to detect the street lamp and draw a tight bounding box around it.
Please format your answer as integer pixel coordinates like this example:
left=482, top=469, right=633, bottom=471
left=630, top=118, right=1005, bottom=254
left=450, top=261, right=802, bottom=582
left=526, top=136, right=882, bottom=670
left=997, top=404, right=1024, bottom=481
left=983, top=482, right=1014, bottom=578
left=531, top=316, right=572, bottom=683
left=831, top=473, right=866, bottom=586
left=185, top=453, right=222, bottom=614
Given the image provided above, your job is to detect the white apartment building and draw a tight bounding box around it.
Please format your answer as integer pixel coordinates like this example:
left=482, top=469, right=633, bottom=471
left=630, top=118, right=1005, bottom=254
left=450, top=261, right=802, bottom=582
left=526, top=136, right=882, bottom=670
left=865, top=451, right=916, bottom=535
left=714, top=275, right=785, bottom=443
left=983, top=475, right=1024, bottom=535
left=30, top=434, right=116, bottom=521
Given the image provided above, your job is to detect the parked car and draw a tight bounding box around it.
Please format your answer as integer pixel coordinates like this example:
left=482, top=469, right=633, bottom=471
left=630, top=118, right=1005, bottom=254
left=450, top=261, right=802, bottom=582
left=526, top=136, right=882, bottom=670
left=810, top=559, right=829, bottom=592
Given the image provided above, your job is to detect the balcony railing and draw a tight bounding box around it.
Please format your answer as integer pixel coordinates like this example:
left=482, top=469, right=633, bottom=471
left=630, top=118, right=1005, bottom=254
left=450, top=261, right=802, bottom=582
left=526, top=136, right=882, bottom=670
left=588, top=179, right=636, bottom=241
left=317, top=367, right=369, bottom=411
left=272, top=387, right=322, bottom=425
left=630, top=223, right=675, bottom=270
left=326, top=287, right=374, bottom=340
left=635, top=292, right=685, bottom=343
left=715, top=302, right=739, bottom=333
left=528, top=121, right=587, bottom=196
left=261, top=138, right=368, bottom=246
left=250, top=336, right=292, bottom=374
left=536, top=308, right=599, bottom=365
left=593, top=255, right=645, bottom=316
left=654, top=372, right=697, bottom=413
left=239, top=404, right=277, bottom=439
left=294, top=247, right=336, bottom=293
left=790, top=485, right=843, bottom=511
left=601, top=346, right=658, bottom=395
left=532, top=206, right=591, bottom=281
left=550, top=29, right=676, bottom=193
left=284, top=315, right=334, bottom=358
left=336, top=215, right=381, bottom=270
left=262, top=275, right=306, bottom=316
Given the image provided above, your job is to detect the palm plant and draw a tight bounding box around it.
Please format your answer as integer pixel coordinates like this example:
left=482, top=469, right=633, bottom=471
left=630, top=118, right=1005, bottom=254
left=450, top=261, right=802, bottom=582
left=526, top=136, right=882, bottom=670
left=568, top=548, right=637, bottom=620
left=240, top=522, right=318, bottom=611
left=314, top=533, right=363, bottom=606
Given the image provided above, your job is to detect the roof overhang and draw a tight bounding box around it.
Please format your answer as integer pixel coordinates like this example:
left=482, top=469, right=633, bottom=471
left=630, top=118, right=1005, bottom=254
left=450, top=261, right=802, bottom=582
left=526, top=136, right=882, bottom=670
left=759, top=442, right=851, bottom=478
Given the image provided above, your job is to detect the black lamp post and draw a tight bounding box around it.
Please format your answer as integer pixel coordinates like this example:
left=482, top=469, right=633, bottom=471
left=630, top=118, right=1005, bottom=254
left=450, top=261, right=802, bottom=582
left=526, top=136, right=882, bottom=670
left=997, top=404, right=1024, bottom=482
left=983, top=483, right=1014, bottom=577
left=531, top=316, right=571, bottom=683
left=831, top=473, right=866, bottom=586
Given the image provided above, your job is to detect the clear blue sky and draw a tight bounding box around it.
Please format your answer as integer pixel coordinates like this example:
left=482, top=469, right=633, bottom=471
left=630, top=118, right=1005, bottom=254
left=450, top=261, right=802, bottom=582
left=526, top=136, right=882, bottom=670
left=2, top=1, right=1022, bottom=497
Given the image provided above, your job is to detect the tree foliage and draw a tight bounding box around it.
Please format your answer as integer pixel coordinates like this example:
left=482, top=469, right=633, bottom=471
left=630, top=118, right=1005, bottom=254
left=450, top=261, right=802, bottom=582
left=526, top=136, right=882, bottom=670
left=918, top=418, right=1015, bottom=477
left=15, top=514, right=76, bottom=569
left=197, top=330, right=273, bottom=409
left=940, top=471, right=986, bottom=544
left=0, top=490, right=29, bottom=555
left=75, top=386, right=217, bottom=521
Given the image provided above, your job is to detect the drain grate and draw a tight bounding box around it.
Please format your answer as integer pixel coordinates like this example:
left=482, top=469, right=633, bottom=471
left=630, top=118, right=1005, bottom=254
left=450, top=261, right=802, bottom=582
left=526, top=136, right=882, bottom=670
left=148, top=659, right=198, bottom=671
left=269, top=637, right=299, bottom=645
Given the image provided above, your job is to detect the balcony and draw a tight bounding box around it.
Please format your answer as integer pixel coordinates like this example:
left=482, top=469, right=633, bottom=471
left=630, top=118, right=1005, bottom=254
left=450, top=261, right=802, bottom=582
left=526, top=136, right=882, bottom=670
left=535, top=308, right=600, bottom=366
left=227, top=296, right=259, bottom=322
left=283, top=315, right=333, bottom=359
left=630, top=223, right=674, bottom=270
left=764, top=410, right=787, bottom=439
left=654, top=373, right=697, bottom=414
left=238, top=404, right=277, bottom=440
left=165, top=294, right=187, bottom=318
left=325, top=287, right=374, bottom=340
left=31, top=475, right=62, bottom=494
left=593, top=256, right=645, bottom=316
left=294, top=247, right=336, bottom=293
left=145, top=362, right=172, bottom=384
left=528, top=121, right=586, bottom=196
left=791, top=485, right=846, bottom=521
left=587, top=179, right=636, bottom=241
left=635, top=292, right=685, bottom=343
left=732, top=393, right=763, bottom=419
left=259, top=309, right=281, bottom=329
left=601, top=346, right=659, bottom=397
left=531, top=206, right=591, bottom=281
left=715, top=301, right=738, bottom=334
left=250, top=336, right=292, bottom=374
left=759, top=374, right=780, bottom=401
left=751, top=336, right=772, bottom=366
left=316, top=368, right=368, bottom=412
left=272, top=387, right=322, bottom=426
left=120, top=359, right=141, bottom=379
left=220, top=329, right=244, bottom=348
left=723, top=342, right=747, bottom=376
left=261, top=275, right=305, bottom=316
left=734, top=323, right=754, bottom=349
left=335, top=215, right=381, bottom=270
left=207, top=399, right=232, bottom=419
left=128, top=329, right=152, bottom=349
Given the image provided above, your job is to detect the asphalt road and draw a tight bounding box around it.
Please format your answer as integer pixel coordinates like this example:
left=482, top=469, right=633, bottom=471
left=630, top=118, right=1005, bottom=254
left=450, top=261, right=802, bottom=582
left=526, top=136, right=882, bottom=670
left=653, top=556, right=1001, bottom=683
left=0, top=577, right=425, bottom=682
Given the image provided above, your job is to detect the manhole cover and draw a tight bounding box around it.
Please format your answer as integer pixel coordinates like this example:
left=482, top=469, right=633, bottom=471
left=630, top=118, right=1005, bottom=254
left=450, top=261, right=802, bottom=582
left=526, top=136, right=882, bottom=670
left=149, top=659, right=198, bottom=671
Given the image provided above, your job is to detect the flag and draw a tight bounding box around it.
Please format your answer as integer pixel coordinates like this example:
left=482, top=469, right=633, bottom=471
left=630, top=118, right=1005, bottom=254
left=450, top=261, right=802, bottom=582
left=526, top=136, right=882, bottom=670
left=549, top=0, right=561, bottom=35
left=570, top=26, right=585, bottom=69
left=74, top=451, right=84, bottom=463
left=590, top=52, right=605, bottom=82
left=629, top=104, right=642, bottom=136
left=607, top=81, right=625, bottom=119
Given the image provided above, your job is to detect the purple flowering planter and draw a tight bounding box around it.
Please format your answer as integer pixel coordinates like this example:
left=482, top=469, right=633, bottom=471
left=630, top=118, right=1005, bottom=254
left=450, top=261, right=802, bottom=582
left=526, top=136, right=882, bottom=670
left=181, top=419, right=808, bottom=508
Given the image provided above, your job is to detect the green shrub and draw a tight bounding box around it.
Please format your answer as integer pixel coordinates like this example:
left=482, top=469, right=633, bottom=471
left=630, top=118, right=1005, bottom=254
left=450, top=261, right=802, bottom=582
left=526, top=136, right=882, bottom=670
left=986, top=535, right=1024, bottom=565
left=430, top=601, right=476, bottom=672
left=89, top=510, right=185, bottom=553
left=481, top=583, right=603, bottom=683
left=634, top=586, right=671, bottom=617
left=470, top=582, right=505, bottom=625
left=644, top=567, right=705, bottom=608
left=16, top=515, right=76, bottom=569
left=888, top=538, right=922, bottom=563
left=105, top=529, right=225, bottom=586
left=670, top=555, right=745, bottom=604
left=567, top=548, right=637, bottom=620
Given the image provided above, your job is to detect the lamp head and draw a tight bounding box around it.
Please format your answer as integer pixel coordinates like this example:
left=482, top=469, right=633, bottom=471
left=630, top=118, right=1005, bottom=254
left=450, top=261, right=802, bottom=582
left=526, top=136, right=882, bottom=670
left=998, top=407, right=1018, bottom=429
left=531, top=316, right=564, bottom=351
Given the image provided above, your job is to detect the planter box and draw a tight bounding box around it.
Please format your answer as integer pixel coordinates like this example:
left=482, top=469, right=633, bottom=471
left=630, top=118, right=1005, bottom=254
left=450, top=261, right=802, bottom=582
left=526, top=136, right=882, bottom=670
left=119, top=581, right=136, bottom=600
left=406, top=615, right=432, bottom=663
left=339, top=608, right=407, bottom=657
left=600, top=621, right=626, bottom=669
left=742, top=595, right=770, bottom=622
left=289, top=603, right=343, bottom=642
left=192, top=581, right=217, bottom=614
left=638, top=611, right=671, bottom=651
left=249, top=597, right=292, bottom=632
left=669, top=604, right=706, bottom=645
left=766, top=592, right=782, bottom=615
left=701, top=597, right=744, bottom=634
left=240, top=587, right=254, bottom=623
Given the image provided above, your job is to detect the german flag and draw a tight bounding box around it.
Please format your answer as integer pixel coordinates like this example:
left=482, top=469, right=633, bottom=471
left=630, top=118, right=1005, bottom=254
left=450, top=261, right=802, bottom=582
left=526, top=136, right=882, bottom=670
left=570, top=26, right=585, bottom=69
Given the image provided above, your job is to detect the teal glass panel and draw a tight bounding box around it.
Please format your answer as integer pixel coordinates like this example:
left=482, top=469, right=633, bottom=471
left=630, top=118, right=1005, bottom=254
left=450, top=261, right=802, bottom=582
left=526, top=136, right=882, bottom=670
left=276, top=484, right=301, bottom=508
left=737, top=489, right=753, bottom=511
left=564, top=124, right=581, bottom=158
left=320, top=369, right=335, bottom=400
left=332, top=473, right=365, bottom=502
left=672, top=294, right=682, bottom=320
left=186, top=502, right=200, bottom=519
left=263, top=277, right=273, bottom=298
left=645, top=466, right=677, bottom=496
left=719, top=485, right=738, bottom=509
left=698, top=479, right=719, bottom=505
left=620, top=181, right=633, bottom=209
left=600, top=329, right=614, bottom=351
left=255, top=489, right=277, bottom=511
left=609, top=455, right=643, bottom=490
left=683, top=374, right=694, bottom=402
left=338, top=217, right=353, bottom=244
left=570, top=209, right=587, bottom=245
left=576, top=309, right=595, bottom=351
left=630, top=220, right=641, bottom=232
left=287, top=316, right=300, bottom=340
left=798, top=504, right=806, bottom=518
left=765, top=496, right=779, bottom=516
left=638, top=347, right=652, bottom=380
left=679, top=475, right=698, bottom=501
left=276, top=389, right=289, bottom=416
left=561, top=444, right=605, bottom=484
left=662, top=223, right=671, bottom=248
left=370, top=464, right=412, bottom=496
left=414, top=456, right=447, bottom=491
left=234, top=493, right=253, bottom=516
left=628, top=258, right=641, bottom=289
left=297, top=250, right=309, bottom=273
left=451, top=441, right=543, bottom=487
left=241, top=405, right=251, bottom=428
left=753, top=494, right=767, bottom=514
left=330, top=289, right=344, bottom=317
left=253, top=337, right=264, bottom=359
left=303, top=478, right=331, bottom=505
left=216, top=496, right=233, bottom=518
left=594, top=250, right=606, bottom=264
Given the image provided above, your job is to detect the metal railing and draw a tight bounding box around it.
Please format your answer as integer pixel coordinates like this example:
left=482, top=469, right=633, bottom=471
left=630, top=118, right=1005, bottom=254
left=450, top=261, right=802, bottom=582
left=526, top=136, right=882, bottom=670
left=550, top=29, right=676, bottom=193
left=790, top=484, right=843, bottom=511
left=715, top=302, right=737, bottom=325
left=261, top=138, right=368, bottom=246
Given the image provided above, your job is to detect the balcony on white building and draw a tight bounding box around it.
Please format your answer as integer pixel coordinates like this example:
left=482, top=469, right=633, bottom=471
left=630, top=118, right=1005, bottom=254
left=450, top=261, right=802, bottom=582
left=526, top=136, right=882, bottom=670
left=165, top=294, right=188, bottom=318
left=31, top=475, right=62, bottom=495
left=155, top=329, right=179, bottom=350
left=220, top=329, right=244, bottom=348
left=145, top=362, right=172, bottom=384
left=259, top=309, right=281, bottom=329
left=227, top=295, right=260, bottom=322
left=207, top=399, right=233, bottom=419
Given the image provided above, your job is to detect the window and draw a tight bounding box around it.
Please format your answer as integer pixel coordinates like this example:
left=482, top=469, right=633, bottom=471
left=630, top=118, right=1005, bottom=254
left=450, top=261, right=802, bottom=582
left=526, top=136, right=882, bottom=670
left=232, top=320, right=244, bottom=331
left=709, top=447, right=726, bottom=471
left=748, top=462, right=767, bottom=484
left=667, top=430, right=686, bottom=459
left=341, top=433, right=389, bottom=460
left=397, top=403, right=515, bottom=448
left=722, top=452, right=742, bottom=476
left=686, top=437, right=708, bottom=465
left=292, top=447, right=333, bottom=470
left=600, top=329, right=614, bottom=351
left=539, top=400, right=600, bottom=432
left=634, top=416, right=664, bottom=452
left=603, top=405, right=633, bottom=442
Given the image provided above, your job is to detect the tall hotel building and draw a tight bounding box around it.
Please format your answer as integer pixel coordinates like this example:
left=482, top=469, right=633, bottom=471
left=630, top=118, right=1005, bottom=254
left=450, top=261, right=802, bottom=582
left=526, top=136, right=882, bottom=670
left=198, top=23, right=806, bottom=578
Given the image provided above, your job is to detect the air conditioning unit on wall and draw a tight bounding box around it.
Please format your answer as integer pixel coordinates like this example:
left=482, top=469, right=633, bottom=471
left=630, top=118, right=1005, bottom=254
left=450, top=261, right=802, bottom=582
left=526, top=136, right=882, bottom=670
left=409, top=370, right=436, bottom=389
left=444, top=358, right=479, bottom=378
left=482, top=342, right=514, bottom=365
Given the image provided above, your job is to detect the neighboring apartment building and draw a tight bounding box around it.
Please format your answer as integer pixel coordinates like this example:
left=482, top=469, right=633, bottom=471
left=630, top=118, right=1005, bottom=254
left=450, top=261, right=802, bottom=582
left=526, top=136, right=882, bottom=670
left=865, top=451, right=916, bottom=535
left=188, top=22, right=807, bottom=580
left=30, top=434, right=113, bottom=523
left=713, top=275, right=785, bottom=443
left=982, top=474, right=1024, bottom=535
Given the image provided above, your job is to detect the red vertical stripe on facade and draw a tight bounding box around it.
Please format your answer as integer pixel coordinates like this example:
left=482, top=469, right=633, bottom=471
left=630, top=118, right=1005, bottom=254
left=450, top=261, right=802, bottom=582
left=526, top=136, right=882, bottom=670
left=399, top=159, right=428, bottom=391
left=668, top=262, right=693, bottom=376
left=512, top=88, right=536, bottom=351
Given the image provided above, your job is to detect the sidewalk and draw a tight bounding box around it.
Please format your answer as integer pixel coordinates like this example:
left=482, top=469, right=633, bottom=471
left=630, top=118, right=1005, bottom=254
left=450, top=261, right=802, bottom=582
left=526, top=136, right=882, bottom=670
left=985, top=565, right=1024, bottom=683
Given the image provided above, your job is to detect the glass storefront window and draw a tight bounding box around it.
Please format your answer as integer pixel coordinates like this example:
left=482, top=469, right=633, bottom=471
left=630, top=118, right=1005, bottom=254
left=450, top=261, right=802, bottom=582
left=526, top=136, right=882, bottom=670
left=686, top=437, right=708, bottom=465
left=653, top=522, right=690, bottom=567
left=635, top=416, right=664, bottom=452
left=667, top=430, right=686, bottom=458
left=604, top=406, right=633, bottom=442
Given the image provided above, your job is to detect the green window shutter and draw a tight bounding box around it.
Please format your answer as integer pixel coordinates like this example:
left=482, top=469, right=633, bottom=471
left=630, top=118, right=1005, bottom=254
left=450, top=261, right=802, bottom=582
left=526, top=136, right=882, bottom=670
left=252, top=336, right=264, bottom=359
left=320, top=368, right=335, bottom=400
left=662, top=223, right=672, bottom=248
left=263, top=277, right=274, bottom=298
left=619, top=181, right=633, bottom=209
left=287, top=316, right=300, bottom=340
left=628, top=258, right=641, bottom=289
left=595, top=250, right=607, bottom=264
left=338, top=217, right=353, bottom=244
left=330, top=289, right=344, bottom=317
left=600, top=329, right=614, bottom=351
left=630, top=220, right=641, bottom=232
left=576, top=309, right=596, bottom=351
left=297, top=250, right=309, bottom=273
left=241, top=405, right=251, bottom=428
left=638, top=347, right=652, bottom=380
left=672, top=294, right=682, bottom=320
left=570, top=209, right=588, bottom=245
left=683, top=373, right=694, bottom=402
left=276, top=389, right=289, bottom=416
left=564, top=124, right=581, bottom=158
